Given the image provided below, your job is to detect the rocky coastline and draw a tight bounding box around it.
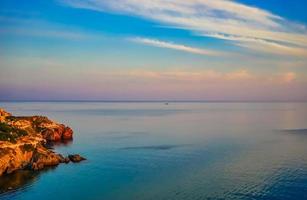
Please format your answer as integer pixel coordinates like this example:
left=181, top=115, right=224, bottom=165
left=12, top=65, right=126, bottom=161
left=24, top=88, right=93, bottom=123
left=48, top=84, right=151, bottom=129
left=0, top=108, right=85, bottom=176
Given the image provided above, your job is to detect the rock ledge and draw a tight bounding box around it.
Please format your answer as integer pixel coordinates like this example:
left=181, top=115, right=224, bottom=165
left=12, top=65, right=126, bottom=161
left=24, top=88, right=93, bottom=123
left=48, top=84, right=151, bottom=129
left=0, top=108, right=85, bottom=176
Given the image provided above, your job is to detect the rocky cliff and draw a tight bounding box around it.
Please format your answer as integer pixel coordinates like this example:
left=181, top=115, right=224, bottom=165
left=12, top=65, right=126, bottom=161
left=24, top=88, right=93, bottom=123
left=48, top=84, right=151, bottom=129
left=0, top=108, right=85, bottom=176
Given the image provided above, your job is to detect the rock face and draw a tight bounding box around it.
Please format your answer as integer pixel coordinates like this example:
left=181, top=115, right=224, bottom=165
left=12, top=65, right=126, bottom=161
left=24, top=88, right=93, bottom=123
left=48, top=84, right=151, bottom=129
left=0, top=141, right=64, bottom=174
left=0, top=108, right=85, bottom=176
left=0, top=108, right=11, bottom=122
left=6, top=115, right=73, bottom=141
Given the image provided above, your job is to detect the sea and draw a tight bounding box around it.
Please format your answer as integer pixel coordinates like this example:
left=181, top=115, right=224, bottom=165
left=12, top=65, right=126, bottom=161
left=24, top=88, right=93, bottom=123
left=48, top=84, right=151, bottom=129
left=1, top=102, right=307, bottom=200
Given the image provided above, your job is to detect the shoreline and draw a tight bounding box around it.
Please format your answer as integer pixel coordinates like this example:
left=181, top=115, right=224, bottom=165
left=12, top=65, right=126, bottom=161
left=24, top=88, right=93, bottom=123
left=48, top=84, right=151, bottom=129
left=0, top=108, right=85, bottom=179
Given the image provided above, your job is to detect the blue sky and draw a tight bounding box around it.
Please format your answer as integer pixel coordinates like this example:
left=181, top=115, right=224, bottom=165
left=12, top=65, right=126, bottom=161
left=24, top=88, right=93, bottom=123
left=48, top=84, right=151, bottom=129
left=0, top=0, right=307, bottom=101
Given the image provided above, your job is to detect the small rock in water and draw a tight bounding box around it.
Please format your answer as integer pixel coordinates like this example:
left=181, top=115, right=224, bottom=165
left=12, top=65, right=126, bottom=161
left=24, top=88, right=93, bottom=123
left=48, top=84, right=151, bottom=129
left=64, top=157, right=70, bottom=163
left=68, top=154, right=86, bottom=163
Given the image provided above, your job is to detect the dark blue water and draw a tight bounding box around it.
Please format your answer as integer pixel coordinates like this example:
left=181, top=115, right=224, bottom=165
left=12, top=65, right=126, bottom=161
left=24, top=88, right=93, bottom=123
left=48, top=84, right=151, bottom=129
left=1, top=102, right=307, bottom=200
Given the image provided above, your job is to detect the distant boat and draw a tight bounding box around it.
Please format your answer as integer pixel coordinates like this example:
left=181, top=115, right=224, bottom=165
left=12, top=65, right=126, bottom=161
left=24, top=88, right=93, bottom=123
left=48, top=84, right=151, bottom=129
left=164, top=102, right=169, bottom=105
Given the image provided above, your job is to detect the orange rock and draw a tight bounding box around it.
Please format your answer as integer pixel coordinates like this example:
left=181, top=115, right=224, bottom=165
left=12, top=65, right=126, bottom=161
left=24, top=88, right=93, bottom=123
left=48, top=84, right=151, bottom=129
left=62, top=126, right=73, bottom=140
left=0, top=108, right=82, bottom=176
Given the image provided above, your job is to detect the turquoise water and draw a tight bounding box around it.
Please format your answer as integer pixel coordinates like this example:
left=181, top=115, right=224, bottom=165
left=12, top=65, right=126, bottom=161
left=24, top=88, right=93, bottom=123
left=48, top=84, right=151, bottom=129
left=1, top=102, right=307, bottom=200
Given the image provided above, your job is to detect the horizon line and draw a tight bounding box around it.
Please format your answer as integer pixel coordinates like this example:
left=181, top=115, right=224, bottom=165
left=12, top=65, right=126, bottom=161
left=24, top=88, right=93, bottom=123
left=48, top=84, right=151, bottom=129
left=1, top=100, right=307, bottom=103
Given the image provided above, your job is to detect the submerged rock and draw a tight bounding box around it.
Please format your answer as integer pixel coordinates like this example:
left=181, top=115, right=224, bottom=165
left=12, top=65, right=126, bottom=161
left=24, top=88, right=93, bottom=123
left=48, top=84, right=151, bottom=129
left=68, top=154, right=86, bottom=163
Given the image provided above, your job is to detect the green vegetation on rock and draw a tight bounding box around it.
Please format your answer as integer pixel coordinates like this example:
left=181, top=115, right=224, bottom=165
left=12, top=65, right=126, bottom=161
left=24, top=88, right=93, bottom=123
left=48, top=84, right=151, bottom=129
left=0, top=122, right=28, bottom=143
left=20, top=144, right=35, bottom=153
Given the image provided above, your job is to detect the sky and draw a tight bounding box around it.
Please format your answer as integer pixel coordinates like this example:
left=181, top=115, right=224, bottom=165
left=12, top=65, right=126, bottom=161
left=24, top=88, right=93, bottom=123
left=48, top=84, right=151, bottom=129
left=0, top=0, right=307, bottom=101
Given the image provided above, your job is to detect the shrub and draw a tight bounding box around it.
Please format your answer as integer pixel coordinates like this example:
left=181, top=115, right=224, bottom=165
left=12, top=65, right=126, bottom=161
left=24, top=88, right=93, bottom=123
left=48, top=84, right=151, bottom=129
left=21, top=144, right=35, bottom=153
left=0, top=122, right=28, bottom=143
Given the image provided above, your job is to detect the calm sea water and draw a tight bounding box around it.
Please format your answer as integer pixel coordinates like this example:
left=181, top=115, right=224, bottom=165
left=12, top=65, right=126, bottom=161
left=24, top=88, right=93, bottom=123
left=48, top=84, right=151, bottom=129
left=1, top=102, right=307, bottom=200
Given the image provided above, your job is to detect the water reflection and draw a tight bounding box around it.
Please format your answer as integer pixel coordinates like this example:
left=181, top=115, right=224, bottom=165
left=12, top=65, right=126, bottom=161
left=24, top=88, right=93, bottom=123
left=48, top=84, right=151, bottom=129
left=45, top=139, right=73, bottom=149
left=0, top=167, right=56, bottom=195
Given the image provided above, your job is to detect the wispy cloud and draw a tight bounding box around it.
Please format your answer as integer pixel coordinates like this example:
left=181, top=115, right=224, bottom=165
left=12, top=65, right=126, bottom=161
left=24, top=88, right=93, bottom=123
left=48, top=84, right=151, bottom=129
left=130, top=37, right=219, bottom=56
left=2, top=55, right=306, bottom=101
left=278, top=72, right=297, bottom=83
left=236, top=40, right=307, bottom=57
left=125, top=69, right=254, bottom=82
left=61, top=0, right=307, bottom=56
